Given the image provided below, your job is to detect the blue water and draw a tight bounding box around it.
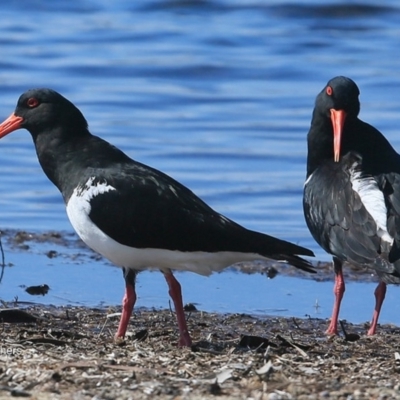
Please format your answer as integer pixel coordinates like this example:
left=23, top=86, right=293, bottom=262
left=0, top=239, right=392, bottom=326
left=1, top=1, right=400, bottom=327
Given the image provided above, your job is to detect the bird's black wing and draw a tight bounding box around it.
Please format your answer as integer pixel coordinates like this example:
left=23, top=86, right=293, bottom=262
left=84, top=161, right=314, bottom=271
left=304, top=153, right=395, bottom=274
left=376, top=171, right=400, bottom=264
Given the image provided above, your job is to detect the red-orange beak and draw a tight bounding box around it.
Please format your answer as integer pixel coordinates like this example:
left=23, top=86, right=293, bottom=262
left=330, top=109, right=347, bottom=162
left=0, top=113, right=24, bottom=138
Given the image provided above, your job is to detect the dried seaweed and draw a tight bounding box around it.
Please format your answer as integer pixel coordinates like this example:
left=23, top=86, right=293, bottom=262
left=0, top=305, right=400, bottom=399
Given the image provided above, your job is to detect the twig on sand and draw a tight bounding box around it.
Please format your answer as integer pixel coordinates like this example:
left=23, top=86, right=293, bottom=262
left=0, top=232, right=5, bottom=284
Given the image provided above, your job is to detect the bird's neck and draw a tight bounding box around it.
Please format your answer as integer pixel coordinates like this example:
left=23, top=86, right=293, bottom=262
left=31, top=127, right=131, bottom=202
left=306, top=115, right=334, bottom=177
left=306, top=115, right=400, bottom=177
left=31, top=127, right=87, bottom=193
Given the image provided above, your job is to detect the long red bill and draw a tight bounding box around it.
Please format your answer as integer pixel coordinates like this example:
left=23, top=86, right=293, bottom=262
left=0, top=113, right=24, bottom=138
left=330, top=109, right=347, bottom=162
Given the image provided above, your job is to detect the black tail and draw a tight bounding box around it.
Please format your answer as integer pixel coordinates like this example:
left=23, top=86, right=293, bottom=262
left=241, top=229, right=315, bottom=273
left=271, top=253, right=315, bottom=273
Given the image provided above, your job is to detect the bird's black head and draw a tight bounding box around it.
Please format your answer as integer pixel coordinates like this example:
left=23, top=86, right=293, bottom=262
left=0, top=88, right=88, bottom=140
left=314, top=76, right=361, bottom=162
left=315, top=76, right=360, bottom=118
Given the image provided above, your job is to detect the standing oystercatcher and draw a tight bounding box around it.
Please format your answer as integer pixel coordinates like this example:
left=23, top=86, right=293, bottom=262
left=304, top=76, right=400, bottom=335
left=0, top=88, right=314, bottom=346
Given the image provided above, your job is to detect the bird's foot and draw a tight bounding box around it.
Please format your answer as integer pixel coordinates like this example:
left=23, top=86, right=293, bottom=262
left=366, top=326, right=377, bottom=336
left=178, top=331, right=193, bottom=347
left=114, top=335, right=126, bottom=345
left=325, top=324, right=339, bottom=335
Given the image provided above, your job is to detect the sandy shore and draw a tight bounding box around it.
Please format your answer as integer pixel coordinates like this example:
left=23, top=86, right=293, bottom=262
left=0, top=304, right=400, bottom=399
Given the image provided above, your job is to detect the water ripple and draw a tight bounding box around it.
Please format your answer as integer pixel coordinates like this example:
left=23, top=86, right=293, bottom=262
left=0, top=0, right=400, bottom=319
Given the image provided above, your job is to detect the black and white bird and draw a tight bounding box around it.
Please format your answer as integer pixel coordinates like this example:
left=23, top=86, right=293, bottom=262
left=0, top=88, right=315, bottom=347
left=303, top=76, right=400, bottom=335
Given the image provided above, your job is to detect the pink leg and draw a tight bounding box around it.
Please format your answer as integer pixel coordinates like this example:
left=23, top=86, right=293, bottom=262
left=326, top=257, right=345, bottom=335
left=367, top=281, right=386, bottom=336
left=115, top=269, right=137, bottom=339
left=163, top=270, right=192, bottom=347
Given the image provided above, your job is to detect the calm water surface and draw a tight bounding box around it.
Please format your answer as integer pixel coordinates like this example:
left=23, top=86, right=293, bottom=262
left=1, top=1, right=400, bottom=326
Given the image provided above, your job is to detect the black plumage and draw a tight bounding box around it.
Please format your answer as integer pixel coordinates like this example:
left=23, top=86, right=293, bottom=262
left=304, top=76, right=400, bottom=335
left=0, top=88, right=314, bottom=346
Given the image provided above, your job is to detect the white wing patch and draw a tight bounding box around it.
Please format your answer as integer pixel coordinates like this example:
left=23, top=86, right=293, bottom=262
left=74, top=176, right=116, bottom=199
left=350, top=163, right=393, bottom=244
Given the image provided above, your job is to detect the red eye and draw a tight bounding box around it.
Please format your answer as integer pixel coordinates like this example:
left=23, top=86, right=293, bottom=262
left=27, top=97, right=39, bottom=108
left=326, top=86, right=333, bottom=96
